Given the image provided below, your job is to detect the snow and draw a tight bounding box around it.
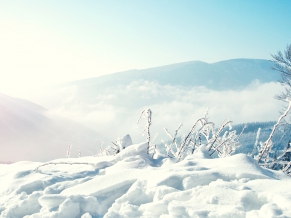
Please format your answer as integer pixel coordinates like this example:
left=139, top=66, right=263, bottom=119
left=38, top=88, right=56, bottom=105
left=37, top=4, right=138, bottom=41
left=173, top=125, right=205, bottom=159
left=1, top=142, right=291, bottom=218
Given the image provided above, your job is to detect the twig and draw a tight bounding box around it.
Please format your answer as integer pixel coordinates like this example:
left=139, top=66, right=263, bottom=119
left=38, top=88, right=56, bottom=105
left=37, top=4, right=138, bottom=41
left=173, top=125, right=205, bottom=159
left=35, top=162, right=91, bottom=171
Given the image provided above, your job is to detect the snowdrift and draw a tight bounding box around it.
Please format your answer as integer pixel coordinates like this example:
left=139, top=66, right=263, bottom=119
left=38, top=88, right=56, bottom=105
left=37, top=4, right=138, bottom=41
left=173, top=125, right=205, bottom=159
left=1, top=142, right=291, bottom=218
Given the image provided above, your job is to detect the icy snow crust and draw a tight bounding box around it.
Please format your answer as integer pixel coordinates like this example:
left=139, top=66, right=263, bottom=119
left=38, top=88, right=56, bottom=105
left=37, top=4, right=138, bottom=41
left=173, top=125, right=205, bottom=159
left=1, top=142, right=291, bottom=218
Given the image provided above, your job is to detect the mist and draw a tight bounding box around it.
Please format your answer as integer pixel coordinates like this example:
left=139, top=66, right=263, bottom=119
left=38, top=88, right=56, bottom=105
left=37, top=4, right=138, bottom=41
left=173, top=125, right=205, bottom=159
left=44, top=80, right=284, bottom=146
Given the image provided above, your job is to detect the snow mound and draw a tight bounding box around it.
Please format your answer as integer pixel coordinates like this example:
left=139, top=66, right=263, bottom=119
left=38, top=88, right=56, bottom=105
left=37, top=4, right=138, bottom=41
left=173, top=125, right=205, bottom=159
left=1, top=142, right=291, bottom=218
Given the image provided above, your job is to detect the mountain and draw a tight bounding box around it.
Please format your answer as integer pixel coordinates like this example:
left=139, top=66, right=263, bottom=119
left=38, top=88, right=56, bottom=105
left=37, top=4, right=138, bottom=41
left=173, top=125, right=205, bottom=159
left=0, top=93, right=106, bottom=162
left=41, top=58, right=280, bottom=111
left=35, top=58, right=282, bottom=144
left=0, top=59, right=285, bottom=162
left=63, top=58, right=279, bottom=91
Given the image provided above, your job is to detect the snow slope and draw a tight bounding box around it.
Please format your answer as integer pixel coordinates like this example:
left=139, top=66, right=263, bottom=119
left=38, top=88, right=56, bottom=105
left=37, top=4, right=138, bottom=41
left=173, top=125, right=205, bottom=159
left=1, top=142, right=291, bottom=218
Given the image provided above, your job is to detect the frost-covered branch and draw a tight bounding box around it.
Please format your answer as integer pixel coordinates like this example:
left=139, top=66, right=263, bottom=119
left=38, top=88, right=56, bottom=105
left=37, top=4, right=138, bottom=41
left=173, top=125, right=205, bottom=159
left=251, top=127, right=261, bottom=158
left=35, top=162, right=92, bottom=172
left=162, top=110, right=240, bottom=160
left=163, top=123, right=183, bottom=158
left=237, top=124, right=247, bottom=142
left=208, top=119, right=232, bottom=151
left=257, top=98, right=291, bottom=164
left=66, top=143, right=72, bottom=158
left=95, top=142, right=111, bottom=157
left=137, top=109, right=156, bottom=155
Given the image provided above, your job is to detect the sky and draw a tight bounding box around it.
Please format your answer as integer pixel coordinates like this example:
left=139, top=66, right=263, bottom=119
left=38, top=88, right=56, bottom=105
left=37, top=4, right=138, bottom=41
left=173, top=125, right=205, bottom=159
left=0, top=0, right=291, bottom=99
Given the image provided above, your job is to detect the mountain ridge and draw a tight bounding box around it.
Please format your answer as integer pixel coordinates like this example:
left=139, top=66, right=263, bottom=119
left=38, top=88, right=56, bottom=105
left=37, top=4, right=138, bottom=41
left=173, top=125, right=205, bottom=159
left=62, top=58, right=279, bottom=91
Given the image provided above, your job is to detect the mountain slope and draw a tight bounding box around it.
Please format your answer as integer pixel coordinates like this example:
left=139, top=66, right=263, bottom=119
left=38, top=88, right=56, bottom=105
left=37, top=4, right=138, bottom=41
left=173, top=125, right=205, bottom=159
left=36, top=58, right=283, bottom=145
left=0, top=94, right=106, bottom=162
left=64, top=58, right=279, bottom=90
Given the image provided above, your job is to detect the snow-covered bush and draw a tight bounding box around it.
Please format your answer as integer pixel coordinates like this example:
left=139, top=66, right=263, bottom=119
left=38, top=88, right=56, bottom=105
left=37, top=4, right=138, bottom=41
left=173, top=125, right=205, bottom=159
left=92, top=108, right=241, bottom=161
left=161, top=109, right=242, bottom=160
left=270, top=141, right=291, bottom=173
left=111, top=134, right=133, bottom=155
left=95, top=134, right=133, bottom=157
left=254, top=98, right=291, bottom=175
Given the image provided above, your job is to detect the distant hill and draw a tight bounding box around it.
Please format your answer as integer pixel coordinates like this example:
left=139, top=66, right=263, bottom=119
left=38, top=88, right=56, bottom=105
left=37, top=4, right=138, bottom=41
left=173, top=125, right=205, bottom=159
left=0, top=59, right=284, bottom=161
left=36, top=58, right=283, bottom=150
left=229, top=121, right=290, bottom=155
left=42, top=58, right=281, bottom=110
left=0, top=93, right=106, bottom=162
left=64, top=58, right=279, bottom=91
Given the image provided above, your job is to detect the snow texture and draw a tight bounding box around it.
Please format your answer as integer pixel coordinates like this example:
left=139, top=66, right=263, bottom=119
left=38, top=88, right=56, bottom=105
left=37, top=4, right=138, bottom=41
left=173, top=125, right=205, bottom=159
left=1, top=142, right=291, bottom=218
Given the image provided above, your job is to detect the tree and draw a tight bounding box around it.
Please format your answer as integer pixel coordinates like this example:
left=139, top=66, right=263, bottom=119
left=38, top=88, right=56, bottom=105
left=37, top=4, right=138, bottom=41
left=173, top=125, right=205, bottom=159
left=271, top=44, right=291, bottom=101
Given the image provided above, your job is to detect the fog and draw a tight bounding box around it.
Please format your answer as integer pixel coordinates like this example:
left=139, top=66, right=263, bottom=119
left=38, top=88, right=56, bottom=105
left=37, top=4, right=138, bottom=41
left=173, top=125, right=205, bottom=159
left=0, top=79, right=286, bottom=162
left=45, top=81, right=285, bottom=145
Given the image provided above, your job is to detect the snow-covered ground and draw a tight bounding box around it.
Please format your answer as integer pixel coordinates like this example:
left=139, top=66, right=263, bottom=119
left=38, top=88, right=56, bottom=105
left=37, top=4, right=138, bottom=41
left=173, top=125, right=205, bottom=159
left=1, top=142, right=291, bottom=218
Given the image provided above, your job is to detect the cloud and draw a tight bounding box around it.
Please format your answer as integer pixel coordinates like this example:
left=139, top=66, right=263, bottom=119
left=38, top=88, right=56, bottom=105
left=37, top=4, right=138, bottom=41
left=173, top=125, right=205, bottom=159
left=43, top=80, right=285, bottom=145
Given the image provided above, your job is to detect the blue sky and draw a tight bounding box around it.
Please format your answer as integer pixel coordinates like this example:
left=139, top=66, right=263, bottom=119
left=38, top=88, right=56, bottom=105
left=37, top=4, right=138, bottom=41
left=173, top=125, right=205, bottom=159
left=0, top=0, right=291, bottom=98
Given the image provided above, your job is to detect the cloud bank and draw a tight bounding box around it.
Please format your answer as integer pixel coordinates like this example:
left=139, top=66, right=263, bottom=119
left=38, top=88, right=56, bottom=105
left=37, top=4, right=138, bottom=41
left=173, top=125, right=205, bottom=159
left=45, top=80, right=285, bottom=145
